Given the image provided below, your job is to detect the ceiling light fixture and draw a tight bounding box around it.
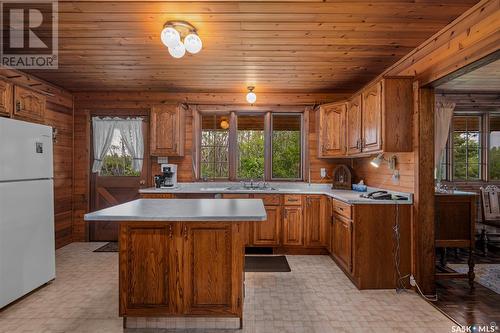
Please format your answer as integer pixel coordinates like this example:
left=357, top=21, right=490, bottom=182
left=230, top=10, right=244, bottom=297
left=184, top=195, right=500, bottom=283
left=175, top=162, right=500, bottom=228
left=161, top=21, right=202, bottom=59
left=246, top=86, right=257, bottom=104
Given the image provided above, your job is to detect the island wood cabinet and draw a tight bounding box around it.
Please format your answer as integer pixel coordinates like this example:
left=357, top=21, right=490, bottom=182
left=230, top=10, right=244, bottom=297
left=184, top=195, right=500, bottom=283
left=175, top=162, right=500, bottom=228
left=13, top=85, right=45, bottom=123
left=150, top=104, right=185, bottom=156
left=119, top=222, right=243, bottom=317
left=317, top=102, right=347, bottom=158
left=0, top=80, right=13, bottom=117
left=319, top=77, right=413, bottom=157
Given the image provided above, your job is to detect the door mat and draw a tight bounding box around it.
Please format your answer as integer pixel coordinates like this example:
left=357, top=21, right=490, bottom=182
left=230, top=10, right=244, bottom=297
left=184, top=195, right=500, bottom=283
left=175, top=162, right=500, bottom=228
left=93, top=242, right=118, bottom=252
left=244, top=255, right=291, bottom=272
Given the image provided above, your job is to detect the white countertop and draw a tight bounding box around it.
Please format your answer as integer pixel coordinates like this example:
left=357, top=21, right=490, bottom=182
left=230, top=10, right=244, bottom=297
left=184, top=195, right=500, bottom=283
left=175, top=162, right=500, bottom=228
left=139, top=182, right=413, bottom=205
left=84, top=199, right=268, bottom=222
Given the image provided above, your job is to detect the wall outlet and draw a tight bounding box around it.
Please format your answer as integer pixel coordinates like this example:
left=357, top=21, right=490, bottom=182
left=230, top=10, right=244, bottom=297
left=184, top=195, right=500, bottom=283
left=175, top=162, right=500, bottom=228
left=409, top=275, right=417, bottom=287
left=392, top=170, right=400, bottom=184
left=320, top=168, right=327, bottom=179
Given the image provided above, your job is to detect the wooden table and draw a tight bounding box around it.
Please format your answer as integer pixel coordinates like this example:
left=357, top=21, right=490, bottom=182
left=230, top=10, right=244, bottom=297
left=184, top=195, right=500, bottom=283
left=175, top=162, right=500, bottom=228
left=435, top=191, right=477, bottom=288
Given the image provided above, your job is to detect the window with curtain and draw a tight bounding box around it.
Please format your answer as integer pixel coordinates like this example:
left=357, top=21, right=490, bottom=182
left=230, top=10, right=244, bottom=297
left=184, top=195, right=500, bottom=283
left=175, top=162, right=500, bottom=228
left=198, top=112, right=304, bottom=181
left=92, top=117, right=144, bottom=176
left=200, top=114, right=230, bottom=179
left=451, top=116, right=481, bottom=180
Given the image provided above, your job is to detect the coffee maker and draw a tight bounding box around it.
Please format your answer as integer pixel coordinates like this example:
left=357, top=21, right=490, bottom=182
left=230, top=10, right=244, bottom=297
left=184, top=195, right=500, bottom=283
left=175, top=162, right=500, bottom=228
left=154, top=164, right=178, bottom=188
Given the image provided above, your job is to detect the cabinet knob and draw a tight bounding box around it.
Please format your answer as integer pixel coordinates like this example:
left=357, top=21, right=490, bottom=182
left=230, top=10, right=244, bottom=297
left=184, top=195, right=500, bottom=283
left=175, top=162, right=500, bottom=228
left=183, top=225, right=188, bottom=239
left=168, top=225, right=173, bottom=239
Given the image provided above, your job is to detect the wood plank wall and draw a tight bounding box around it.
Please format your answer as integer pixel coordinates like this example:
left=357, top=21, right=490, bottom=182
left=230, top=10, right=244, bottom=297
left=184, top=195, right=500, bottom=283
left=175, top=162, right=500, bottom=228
left=0, top=70, right=74, bottom=249
left=72, top=92, right=342, bottom=240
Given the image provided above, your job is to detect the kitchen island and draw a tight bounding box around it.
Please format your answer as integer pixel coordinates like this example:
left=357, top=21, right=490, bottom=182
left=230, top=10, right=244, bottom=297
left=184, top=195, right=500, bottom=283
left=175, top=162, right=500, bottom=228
left=84, top=198, right=267, bottom=330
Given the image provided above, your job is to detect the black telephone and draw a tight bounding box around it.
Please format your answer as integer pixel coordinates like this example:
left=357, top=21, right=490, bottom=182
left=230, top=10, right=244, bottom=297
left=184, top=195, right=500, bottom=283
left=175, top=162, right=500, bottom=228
left=361, top=190, right=392, bottom=200
left=361, top=190, right=409, bottom=201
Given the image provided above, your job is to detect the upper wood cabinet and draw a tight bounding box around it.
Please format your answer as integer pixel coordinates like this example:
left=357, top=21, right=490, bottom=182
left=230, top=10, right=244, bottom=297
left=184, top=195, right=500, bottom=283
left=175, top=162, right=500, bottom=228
left=361, top=81, right=383, bottom=153
left=150, top=104, right=185, bottom=156
left=0, top=80, right=13, bottom=117
left=13, top=85, right=46, bottom=122
left=317, top=102, right=347, bottom=158
left=321, top=77, right=413, bottom=157
left=346, top=94, right=362, bottom=155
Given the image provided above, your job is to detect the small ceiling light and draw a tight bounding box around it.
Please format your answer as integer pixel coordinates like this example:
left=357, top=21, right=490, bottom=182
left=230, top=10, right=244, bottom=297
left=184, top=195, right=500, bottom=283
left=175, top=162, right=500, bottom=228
left=168, top=42, right=186, bottom=59
left=161, top=26, right=180, bottom=48
left=184, top=33, right=203, bottom=54
left=246, top=86, right=257, bottom=104
left=161, top=21, right=202, bottom=59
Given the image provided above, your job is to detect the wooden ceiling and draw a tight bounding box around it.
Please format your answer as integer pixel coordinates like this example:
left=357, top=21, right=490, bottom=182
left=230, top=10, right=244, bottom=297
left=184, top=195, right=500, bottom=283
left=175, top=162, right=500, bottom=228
left=437, top=59, right=500, bottom=92
left=26, top=0, right=480, bottom=93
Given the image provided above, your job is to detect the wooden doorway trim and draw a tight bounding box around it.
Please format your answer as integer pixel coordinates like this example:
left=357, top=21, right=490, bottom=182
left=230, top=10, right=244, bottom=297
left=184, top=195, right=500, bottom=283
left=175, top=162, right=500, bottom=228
left=413, top=82, right=435, bottom=294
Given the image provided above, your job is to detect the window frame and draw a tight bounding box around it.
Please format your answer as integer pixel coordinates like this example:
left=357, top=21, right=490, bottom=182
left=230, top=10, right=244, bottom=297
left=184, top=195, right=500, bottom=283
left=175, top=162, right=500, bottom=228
left=195, top=109, right=306, bottom=181
left=442, top=111, right=499, bottom=182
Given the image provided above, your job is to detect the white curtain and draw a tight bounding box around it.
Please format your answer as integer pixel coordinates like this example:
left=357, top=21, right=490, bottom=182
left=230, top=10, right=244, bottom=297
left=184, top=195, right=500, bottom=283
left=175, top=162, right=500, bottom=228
left=92, top=117, right=116, bottom=173
left=117, top=118, right=144, bottom=172
left=434, top=98, right=456, bottom=176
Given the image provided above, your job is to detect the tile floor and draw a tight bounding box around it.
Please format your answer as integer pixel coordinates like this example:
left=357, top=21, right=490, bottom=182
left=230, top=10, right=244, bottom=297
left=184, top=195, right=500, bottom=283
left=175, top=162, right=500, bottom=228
left=0, top=242, right=456, bottom=333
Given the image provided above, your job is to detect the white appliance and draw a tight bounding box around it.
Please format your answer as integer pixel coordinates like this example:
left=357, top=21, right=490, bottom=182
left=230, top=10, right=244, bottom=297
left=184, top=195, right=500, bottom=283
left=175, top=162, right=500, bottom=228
left=0, top=117, right=55, bottom=309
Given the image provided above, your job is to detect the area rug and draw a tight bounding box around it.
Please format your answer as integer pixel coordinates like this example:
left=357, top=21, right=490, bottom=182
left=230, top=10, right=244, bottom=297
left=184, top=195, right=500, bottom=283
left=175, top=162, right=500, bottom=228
left=448, top=263, right=500, bottom=294
left=93, top=242, right=118, bottom=252
left=244, top=255, right=291, bottom=272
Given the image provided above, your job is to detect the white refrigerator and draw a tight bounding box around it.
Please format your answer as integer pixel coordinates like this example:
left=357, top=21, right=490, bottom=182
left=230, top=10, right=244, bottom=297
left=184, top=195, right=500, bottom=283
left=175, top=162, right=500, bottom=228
left=0, top=117, right=56, bottom=309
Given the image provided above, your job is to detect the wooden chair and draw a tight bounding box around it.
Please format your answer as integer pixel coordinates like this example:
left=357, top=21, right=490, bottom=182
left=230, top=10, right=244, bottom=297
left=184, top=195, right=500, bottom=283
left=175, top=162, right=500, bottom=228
left=479, top=186, right=500, bottom=254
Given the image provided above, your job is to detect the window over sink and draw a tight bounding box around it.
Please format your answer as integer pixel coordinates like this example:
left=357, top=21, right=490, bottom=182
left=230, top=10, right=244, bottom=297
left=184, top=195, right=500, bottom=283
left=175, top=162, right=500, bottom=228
left=198, top=112, right=303, bottom=181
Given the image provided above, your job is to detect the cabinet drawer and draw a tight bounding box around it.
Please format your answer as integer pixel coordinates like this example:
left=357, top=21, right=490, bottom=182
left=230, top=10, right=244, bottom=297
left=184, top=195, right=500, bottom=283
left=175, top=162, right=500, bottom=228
left=140, top=193, right=174, bottom=199
left=332, top=199, right=352, bottom=218
left=253, top=194, right=281, bottom=205
left=222, top=194, right=251, bottom=199
left=283, top=195, right=302, bottom=206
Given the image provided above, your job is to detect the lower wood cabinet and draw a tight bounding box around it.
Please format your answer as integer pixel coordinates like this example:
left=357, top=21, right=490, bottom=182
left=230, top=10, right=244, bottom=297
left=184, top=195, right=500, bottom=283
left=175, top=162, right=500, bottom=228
left=253, top=205, right=281, bottom=246
left=119, top=222, right=242, bottom=317
left=282, top=206, right=303, bottom=246
left=331, top=214, right=352, bottom=272
left=304, top=195, right=328, bottom=247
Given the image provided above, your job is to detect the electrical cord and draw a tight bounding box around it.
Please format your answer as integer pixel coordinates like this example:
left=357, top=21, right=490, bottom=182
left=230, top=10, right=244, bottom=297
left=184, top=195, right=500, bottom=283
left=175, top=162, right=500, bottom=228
left=392, top=199, right=438, bottom=301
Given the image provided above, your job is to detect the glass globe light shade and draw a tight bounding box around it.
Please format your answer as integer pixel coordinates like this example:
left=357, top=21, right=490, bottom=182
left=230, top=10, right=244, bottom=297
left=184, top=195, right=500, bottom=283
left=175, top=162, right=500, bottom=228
left=168, top=42, right=186, bottom=59
left=161, top=26, right=180, bottom=48
left=184, top=33, right=203, bottom=54
left=220, top=120, right=229, bottom=129
left=246, top=91, right=257, bottom=104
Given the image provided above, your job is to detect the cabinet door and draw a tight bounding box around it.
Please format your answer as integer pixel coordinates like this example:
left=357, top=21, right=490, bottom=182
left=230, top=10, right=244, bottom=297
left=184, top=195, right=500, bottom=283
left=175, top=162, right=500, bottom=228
left=346, top=94, right=362, bottom=155
left=332, top=214, right=352, bottom=272
left=119, top=223, right=177, bottom=316
left=13, top=85, right=45, bottom=122
left=182, top=223, right=241, bottom=316
left=317, top=103, right=346, bottom=157
left=150, top=104, right=185, bottom=156
left=304, top=195, right=328, bottom=247
left=253, top=205, right=281, bottom=246
left=0, top=80, right=13, bottom=117
left=361, top=82, right=382, bottom=153
left=282, top=206, right=303, bottom=246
